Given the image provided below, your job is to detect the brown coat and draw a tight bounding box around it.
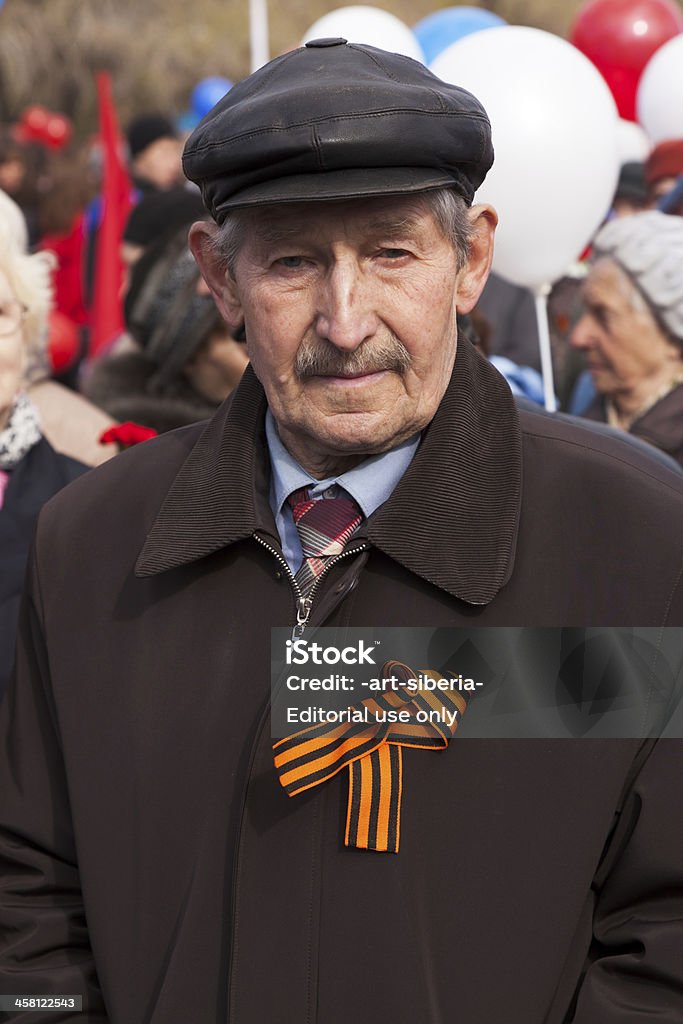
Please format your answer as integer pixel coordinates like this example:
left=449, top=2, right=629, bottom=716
left=2, top=340, right=683, bottom=1022
left=583, top=381, right=683, bottom=469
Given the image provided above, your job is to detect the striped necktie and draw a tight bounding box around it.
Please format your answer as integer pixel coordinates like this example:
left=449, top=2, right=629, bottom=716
left=287, top=486, right=363, bottom=597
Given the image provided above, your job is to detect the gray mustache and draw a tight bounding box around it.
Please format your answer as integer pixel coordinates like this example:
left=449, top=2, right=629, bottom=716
left=294, top=337, right=411, bottom=379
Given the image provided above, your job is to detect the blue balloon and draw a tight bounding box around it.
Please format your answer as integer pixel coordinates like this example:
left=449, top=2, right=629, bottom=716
left=191, top=76, right=233, bottom=119
left=414, top=7, right=506, bottom=66
left=176, top=109, right=201, bottom=134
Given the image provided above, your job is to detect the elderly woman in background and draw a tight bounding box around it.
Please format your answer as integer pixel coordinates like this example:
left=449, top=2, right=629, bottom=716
left=0, top=200, right=86, bottom=702
left=0, top=188, right=116, bottom=466
left=571, top=210, right=683, bottom=468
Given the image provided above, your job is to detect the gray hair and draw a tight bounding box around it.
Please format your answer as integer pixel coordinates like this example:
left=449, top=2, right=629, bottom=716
left=209, top=187, right=474, bottom=278
left=592, top=210, right=683, bottom=345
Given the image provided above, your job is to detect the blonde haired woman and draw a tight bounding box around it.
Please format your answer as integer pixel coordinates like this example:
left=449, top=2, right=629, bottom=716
left=0, top=193, right=87, bottom=701
left=0, top=188, right=116, bottom=465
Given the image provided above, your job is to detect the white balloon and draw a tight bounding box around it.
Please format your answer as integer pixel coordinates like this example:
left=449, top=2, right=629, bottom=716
left=616, top=118, right=651, bottom=163
left=637, top=35, right=683, bottom=144
left=431, top=26, right=619, bottom=291
left=303, top=6, right=424, bottom=62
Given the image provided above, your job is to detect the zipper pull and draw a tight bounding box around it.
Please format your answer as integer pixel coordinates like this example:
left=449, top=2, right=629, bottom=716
left=292, top=595, right=312, bottom=639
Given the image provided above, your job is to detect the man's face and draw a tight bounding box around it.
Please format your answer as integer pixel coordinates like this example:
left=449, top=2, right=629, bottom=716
left=132, top=137, right=182, bottom=191
left=198, top=195, right=492, bottom=474
left=570, top=258, right=681, bottom=398
left=183, top=329, right=249, bottom=404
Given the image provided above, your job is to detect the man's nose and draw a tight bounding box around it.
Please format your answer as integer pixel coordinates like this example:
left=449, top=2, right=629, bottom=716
left=315, top=261, right=378, bottom=351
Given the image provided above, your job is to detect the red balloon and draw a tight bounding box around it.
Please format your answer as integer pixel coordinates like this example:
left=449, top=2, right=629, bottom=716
left=44, top=113, right=72, bottom=150
left=47, top=311, right=80, bottom=374
left=571, top=0, right=683, bottom=120
left=17, top=104, right=50, bottom=141
left=15, top=106, right=73, bottom=149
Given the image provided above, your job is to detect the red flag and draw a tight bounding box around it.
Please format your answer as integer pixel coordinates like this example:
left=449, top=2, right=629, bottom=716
left=90, top=71, right=132, bottom=358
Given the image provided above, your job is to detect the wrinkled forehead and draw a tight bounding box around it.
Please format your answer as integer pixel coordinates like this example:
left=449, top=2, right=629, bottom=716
left=238, top=192, right=445, bottom=245
left=584, top=256, right=672, bottom=339
left=585, top=257, right=636, bottom=300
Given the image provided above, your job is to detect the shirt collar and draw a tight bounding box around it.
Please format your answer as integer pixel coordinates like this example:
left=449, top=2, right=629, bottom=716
left=265, top=408, right=420, bottom=520
left=135, top=342, right=523, bottom=606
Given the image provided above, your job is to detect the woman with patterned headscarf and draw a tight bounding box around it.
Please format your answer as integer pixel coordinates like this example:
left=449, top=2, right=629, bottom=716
left=571, top=210, right=683, bottom=468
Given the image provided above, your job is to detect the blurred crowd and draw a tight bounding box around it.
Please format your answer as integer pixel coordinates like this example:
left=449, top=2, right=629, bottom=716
left=2, top=78, right=683, bottom=699
left=0, top=106, right=250, bottom=697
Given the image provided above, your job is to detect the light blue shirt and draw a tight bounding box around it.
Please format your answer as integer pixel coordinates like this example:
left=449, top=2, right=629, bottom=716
left=265, top=410, right=420, bottom=574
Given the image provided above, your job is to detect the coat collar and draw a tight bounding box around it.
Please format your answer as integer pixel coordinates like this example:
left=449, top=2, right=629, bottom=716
left=135, top=340, right=522, bottom=605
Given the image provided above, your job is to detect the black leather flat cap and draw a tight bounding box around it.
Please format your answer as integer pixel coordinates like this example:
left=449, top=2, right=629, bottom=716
left=182, top=39, right=493, bottom=222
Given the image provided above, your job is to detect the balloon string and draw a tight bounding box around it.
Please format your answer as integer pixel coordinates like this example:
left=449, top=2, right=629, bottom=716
left=535, top=285, right=557, bottom=413
left=250, top=0, right=270, bottom=72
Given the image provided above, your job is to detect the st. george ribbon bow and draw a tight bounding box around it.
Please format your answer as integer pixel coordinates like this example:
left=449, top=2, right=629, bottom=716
left=273, top=660, right=468, bottom=853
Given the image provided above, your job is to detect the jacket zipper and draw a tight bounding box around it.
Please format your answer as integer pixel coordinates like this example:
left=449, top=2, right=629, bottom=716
left=229, top=534, right=367, bottom=1020
left=252, top=532, right=369, bottom=638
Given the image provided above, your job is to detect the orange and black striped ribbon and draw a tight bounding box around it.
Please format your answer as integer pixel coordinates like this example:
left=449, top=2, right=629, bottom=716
left=273, top=660, right=468, bottom=854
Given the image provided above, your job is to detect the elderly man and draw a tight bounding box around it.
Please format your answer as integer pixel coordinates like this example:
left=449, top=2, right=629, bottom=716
left=2, top=41, right=683, bottom=1023
left=572, top=210, right=683, bottom=466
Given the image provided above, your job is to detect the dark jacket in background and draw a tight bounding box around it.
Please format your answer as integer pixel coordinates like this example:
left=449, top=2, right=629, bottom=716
left=476, top=270, right=540, bottom=370
left=583, top=382, right=683, bottom=469
left=2, top=342, right=683, bottom=1022
left=0, top=438, right=86, bottom=702
left=83, top=350, right=218, bottom=434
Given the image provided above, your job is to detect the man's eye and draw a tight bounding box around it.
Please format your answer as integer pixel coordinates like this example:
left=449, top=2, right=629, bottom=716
left=277, top=256, right=305, bottom=268
left=381, top=248, right=409, bottom=259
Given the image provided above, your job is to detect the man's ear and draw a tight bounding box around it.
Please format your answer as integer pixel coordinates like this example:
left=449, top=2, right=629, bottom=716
left=455, top=204, right=498, bottom=315
left=188, top=220, right=243, bottom=326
